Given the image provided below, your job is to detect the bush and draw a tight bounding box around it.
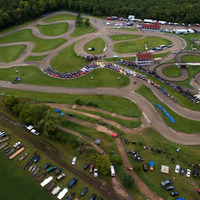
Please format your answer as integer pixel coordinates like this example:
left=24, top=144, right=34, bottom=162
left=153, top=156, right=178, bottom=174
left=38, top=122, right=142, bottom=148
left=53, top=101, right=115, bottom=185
left=75, top=99, right=85, bottom=105
left=4, top=96, right=20, bottom=110
left=122, top=173, right=134, bottom=188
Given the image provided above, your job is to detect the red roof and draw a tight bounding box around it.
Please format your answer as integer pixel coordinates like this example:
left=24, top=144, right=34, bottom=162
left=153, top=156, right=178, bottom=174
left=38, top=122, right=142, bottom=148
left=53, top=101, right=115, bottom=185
left=142, top=22, right=161, bottom=30
left=136, top=53, right=152, bottom=60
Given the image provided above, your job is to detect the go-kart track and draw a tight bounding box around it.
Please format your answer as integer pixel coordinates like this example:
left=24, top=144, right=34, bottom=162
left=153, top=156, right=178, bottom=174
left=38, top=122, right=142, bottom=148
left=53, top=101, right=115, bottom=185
left=0, top=11, right=200, bottom=200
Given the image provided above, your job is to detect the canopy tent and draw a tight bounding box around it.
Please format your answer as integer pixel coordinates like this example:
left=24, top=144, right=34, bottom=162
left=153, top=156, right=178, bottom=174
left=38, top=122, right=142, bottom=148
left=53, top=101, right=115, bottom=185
left=95, top=139, right=101, bottom=145
left=55, top=109, right=60, bottom=112
left=60, top=112, right=65, bottom=116
left=112, top=133, right=118, bottom=138
left=161, top=165, right=169, bottom=174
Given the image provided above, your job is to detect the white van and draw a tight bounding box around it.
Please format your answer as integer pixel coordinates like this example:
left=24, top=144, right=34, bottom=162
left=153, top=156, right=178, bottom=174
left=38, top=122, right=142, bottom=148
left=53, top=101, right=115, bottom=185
left=110, top=166, right=115, bottom=176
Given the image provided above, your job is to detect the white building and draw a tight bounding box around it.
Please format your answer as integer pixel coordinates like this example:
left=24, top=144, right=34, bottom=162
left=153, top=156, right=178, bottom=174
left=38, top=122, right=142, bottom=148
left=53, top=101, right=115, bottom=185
left=135, top=53, right=153, bottom=66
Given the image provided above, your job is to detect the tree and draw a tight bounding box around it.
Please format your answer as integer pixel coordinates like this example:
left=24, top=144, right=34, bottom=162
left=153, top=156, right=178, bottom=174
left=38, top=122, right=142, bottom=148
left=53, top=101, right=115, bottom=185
left=85, top=18, right=90, bottom=27
left=95, top=155, right=111, bottom=176
left=76, top=13, right=83, bottom=27
left=122, top=173, right=134, bottom=188
left=4, top=96, right=19, bottom=110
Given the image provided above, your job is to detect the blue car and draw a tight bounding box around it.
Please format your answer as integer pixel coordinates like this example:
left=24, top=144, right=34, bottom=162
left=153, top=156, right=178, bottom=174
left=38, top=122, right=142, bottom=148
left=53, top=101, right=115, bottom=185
left=33, top=156, right=40, bottom=163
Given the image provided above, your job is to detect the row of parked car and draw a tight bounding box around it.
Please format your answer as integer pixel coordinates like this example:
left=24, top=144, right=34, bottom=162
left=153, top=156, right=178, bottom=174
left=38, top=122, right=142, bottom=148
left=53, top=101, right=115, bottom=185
left=161, top=179, right=180, bottom=197
left=23, top=125, right=40, bottom=136
left=175, top=164, right=198, bottom=178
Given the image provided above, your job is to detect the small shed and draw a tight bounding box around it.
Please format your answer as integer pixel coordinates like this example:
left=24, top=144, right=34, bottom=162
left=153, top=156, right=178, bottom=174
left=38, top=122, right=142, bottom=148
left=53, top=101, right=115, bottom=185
left=161, top=165, right=169, bottom=174
left=95, top=139, right=101, bottom=145
left=112, top=133, right=118, bottom=138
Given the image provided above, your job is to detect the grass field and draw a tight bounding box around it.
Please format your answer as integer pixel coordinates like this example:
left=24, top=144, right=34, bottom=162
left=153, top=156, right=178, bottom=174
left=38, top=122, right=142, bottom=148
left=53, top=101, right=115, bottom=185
left=0, top=153, right=54, bottom=200
left=43, top=14, right=76, bottom=22
left=36, top=22, right=68, bottom=36
left=70, top=23, right=96, bottom=37
left=0, top=29, right=67, bottom=53
left=113, top=28, right=137, bottom=31
left=124, top=127, right=200, bottom=200
left=176, top=65, right=200, bottom=87
left=163, top=66, right=182, bottom=77
left=136, top=85, right=200, bottom=133
left=109, top=34, right=140, bottom=41
left=114, top=36, right=172, bottom=53
left=151, top=52, right=169, bottom=58
left=0, top=66, right=130, bottom=88
left=84, top=38, right=106, bottom=54
left=181, top=55, right=200, bottom=62
left=0, top=45, right=26, bottom=63
left=25, top=55, right=47, bottom=62
left=50, top=42, right=86, bottom=72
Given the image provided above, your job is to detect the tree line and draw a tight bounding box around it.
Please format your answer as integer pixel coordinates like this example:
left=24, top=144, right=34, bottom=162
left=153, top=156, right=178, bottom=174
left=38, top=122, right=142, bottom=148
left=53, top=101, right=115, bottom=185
left=0, top=0, right=200, bottom=30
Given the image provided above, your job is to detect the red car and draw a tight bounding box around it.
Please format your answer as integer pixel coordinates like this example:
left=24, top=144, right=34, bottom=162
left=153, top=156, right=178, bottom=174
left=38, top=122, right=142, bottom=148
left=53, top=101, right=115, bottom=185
left=89, top=164, right=94, bottom=173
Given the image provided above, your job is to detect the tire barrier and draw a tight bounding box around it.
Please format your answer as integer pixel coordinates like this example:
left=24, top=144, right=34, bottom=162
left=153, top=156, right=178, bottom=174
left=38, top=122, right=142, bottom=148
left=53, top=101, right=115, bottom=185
left=156, top=104, right=175, bottom=123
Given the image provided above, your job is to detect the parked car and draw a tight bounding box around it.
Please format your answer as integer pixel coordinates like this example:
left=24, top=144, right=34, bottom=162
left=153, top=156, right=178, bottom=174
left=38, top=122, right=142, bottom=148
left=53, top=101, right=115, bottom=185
left=180, top=167, right=185, bottom=175
left=97, top=198, right=103, bottom=200
left=89, top=164, right=94, bottom=173
left=65, top=192, right=75, bottom=200
left=4, top=147, right=13, bottom=153
left=94, top=169, right=98, bottom=177
left=33, top=156, right=40, bottom=163
left=43, top=163, right=51, bottom=170
left=175, top=165, right=180, bottom=173
left=14, top=141, right=21, bottom=148
left=84, top=162, right=89, bottom=170
left=16, top=144, right=24, bottom=150
left=72, top=157, right=77, bottom=165
left=165, top=185, right=175, bottom=191
left=56, top=173, right=65, bottom=181
left=186, top=169, right=191, bottom=177
left=110, top=166, right=115, bottom=176
left=161, top=180, right=173, bottom=187
left=46, top=165, right=57, bottom=173
left=90, top=193, right=97, bottom=200
left=170, top=191, right=179, bottom=196
left=80, top=187, right=88, bottom=196
left=193, top=168, right=198, bottom=178
left=143, top=163, right=148, bottom=172
left=55, top=168, right=62, bottom=175
left=68, top=178, right=78, bottom=189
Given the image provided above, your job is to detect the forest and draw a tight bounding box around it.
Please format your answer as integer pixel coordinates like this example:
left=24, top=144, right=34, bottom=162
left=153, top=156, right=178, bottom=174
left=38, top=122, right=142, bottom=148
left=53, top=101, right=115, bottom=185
left=0, top=0, right=200, bottom=30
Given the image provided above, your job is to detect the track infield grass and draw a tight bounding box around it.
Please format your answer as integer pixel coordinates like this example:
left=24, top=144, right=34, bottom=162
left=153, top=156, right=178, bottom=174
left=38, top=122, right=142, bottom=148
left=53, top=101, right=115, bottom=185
left=0, top=45, right=26, bottom=63
left=163, top=66, right=182, bottom=77
left=0, top=29, right=67, bottom=53
left=109, top=34, right=140, bottom=41
left=35, top=22, right=69, bottom=36
left=114, top=36, right=172, bottom=53
left=181, top=55, right=200, bottom=62
left=136, top=85, right=200, bottom=133
left=25, top=55, right=47, bottom=62
left=84, top=38, right=106, bottom=54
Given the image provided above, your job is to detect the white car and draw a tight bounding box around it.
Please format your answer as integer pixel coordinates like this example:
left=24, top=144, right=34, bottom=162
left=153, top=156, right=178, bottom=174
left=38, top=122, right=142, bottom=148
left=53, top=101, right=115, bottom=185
left=175, top=165, right=180, bottom=173
left=94, top=169, right=98, bottom=177
left=186, top=169, right=191, bottom=178
left=14, top=141, right=21, bottom=148
left=72, top=157, right=77, bottom=165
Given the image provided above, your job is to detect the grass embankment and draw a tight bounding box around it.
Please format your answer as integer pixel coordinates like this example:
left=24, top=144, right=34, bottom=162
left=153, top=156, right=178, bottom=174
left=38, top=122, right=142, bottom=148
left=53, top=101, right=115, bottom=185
left=176, top=65, right=200, bottom=88
left=181, top=55, right=200, bottom=62
left=109, top=34, right=139, bottom=41
left=0, top=66, right=129, bottom=88
left=163, top=66, right=182, bottom=77
left=151, top=52, right=169, bottom=58
left=113, top=28, right=137, bottom=31
left=70, top=23, right=97, bottom=37
left=124, top=127, right=200, bottom=200
left=43, top=14, right=76, bottom=22
left=0, top=107, right=105, bottom=200
left=104, top=57, right=135, bottom=62
left=25, top=55, right=47, bottom=62
left=0, top=45, right=26, bottom=63
left=133, top=70, right=200, bottom=111
left=114, top=36, right=172, bottom=53
left=0, top=29, right=66, bottom=53
left=136, top=85, right=200, bottom=133
left=36, top=22, right=68, bottom=36
left=84, top=38, right=106, bottom=54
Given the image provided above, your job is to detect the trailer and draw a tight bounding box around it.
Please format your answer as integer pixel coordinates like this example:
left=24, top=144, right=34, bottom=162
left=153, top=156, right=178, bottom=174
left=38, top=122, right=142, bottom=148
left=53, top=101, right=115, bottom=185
left=57, top=188, right=68, bottom=200
left=40, top=176, right=53, bottom=187
left=23, top=153, right=37, bottom=170
left=32, top=167, right=41, bottom=177
left=0, top=142, right=8, bottom=150
left=46, top=182, right=56, bottom=192
left=18, top=153, right=28, bottom=161
left=0, top=136, right=9, bottom=143
left=6, top=148, right=15, bottom=157
left=51, top=186, right=61, bottom=195
left=9, top=147, right=25, bottom=160
left=36, top=173, right=46, bottom=182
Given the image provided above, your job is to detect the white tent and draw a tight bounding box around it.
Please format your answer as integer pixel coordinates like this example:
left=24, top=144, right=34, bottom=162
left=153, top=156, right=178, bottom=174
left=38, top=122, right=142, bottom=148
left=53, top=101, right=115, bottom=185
left=161, top=165, right=169, bottom=174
